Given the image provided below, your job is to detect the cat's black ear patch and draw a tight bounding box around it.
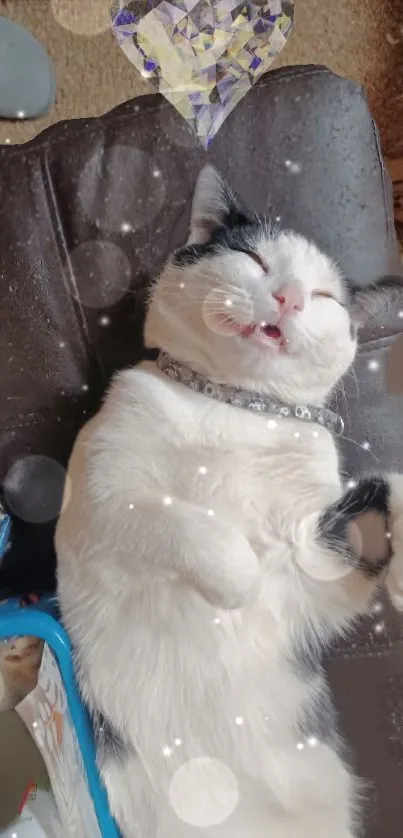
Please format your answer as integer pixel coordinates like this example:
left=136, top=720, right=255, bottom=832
left=349, top=275, right=403, bottom=328
left=188, top=165, right=258, bottom=245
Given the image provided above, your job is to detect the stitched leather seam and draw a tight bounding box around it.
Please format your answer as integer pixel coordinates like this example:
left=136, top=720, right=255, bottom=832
left=39, top=149, right=107, bottom=385
left=326, top=637, right=403, bottom=661
left=0, top=413, right=83, bottom=432
left=1, top=419, right=42, bottom=431
left=0, top=68, right=336, bottom=157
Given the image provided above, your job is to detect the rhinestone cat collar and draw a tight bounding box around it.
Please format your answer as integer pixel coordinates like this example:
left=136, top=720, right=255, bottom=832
left=156, top=352, right=345, bottom=437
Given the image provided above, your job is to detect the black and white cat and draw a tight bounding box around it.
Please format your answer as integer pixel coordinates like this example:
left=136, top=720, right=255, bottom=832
left=56, top=166, right=403, bottom=838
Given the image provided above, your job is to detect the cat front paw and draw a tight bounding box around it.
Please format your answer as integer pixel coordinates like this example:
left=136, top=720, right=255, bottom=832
left=195, top=526, right=261, bottom=610
left=386, top=474, right=403, bottom=610
left=202, top=562, right=260, bottom=610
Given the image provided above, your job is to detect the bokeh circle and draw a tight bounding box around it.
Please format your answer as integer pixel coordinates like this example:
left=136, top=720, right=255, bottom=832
left=3, top=455, right=71, bottom=524
left=69, top=240, right=132, bottom=308
left=202, top=287, right=254, bottom=337
left=79, top=146, right=166, bottom=235
left=169, top=757, right=239, bottom=827
left=50, top=0, right=111, bottom=35
left=295, top=512, right=354, bottom=582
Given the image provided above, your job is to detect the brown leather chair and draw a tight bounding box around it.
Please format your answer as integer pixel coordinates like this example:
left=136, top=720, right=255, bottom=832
left=1, top=65, right=402, bottom=837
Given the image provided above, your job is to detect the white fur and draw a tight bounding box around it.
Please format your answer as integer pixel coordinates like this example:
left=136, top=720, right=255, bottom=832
left=56, top=168, right=403, bottom=838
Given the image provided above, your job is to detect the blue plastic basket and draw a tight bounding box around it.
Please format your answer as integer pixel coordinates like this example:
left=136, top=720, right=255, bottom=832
left=0, top=512, right=120, bottom=837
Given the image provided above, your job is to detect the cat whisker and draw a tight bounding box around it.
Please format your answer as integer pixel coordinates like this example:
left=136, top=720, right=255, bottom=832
left=339, top=432, right=379, bottom=463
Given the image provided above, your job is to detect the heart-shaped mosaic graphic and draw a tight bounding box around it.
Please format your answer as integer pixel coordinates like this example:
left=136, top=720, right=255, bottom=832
left=111, top=1, right=295, bottom=148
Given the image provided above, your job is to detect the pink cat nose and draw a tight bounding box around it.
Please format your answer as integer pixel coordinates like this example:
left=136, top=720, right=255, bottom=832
left=273, top=282, right=305, bottom=315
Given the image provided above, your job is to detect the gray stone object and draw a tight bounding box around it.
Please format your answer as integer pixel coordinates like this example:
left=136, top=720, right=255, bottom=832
left=0, top=16, right=56, bottom=119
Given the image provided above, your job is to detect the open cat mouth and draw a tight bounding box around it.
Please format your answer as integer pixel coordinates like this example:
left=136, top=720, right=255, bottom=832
left=240, top=322, right=286, bottom=349
left=240, top=323, right=282, bottom=341
left=213, top=315, right=286, bottom=349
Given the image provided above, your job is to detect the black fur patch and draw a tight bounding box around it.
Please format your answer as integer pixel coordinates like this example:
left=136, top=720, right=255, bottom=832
left=317, top=477, right=391, bottom=577
left=172, top=221, right=263, bottom=267
left=92, top=709, right=132, bottom=762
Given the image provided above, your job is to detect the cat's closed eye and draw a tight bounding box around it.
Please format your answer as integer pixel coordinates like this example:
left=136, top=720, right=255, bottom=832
left=312, top=290, right=335, bottom=299
left=243, top=251, right=269, bottom=272
left=312, top=290, right=345, bottom=307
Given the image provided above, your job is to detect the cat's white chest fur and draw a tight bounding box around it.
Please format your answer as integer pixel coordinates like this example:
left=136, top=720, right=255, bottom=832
left=95, top=362, right=341, bottom=539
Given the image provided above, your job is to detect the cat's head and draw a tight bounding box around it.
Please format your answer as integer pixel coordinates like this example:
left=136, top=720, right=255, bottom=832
left=145, top=166, right=399, bottom=405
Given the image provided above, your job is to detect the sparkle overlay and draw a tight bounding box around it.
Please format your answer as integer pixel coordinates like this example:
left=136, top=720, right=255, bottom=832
left=156, top=351, right=345, bottom=436
left=111, top=1, right=295, bottom=147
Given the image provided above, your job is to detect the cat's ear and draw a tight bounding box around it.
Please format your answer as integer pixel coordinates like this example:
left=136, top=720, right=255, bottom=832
left=349, top=275, right=403, bottom=329
left=188, top=165, right=258, bottom=245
